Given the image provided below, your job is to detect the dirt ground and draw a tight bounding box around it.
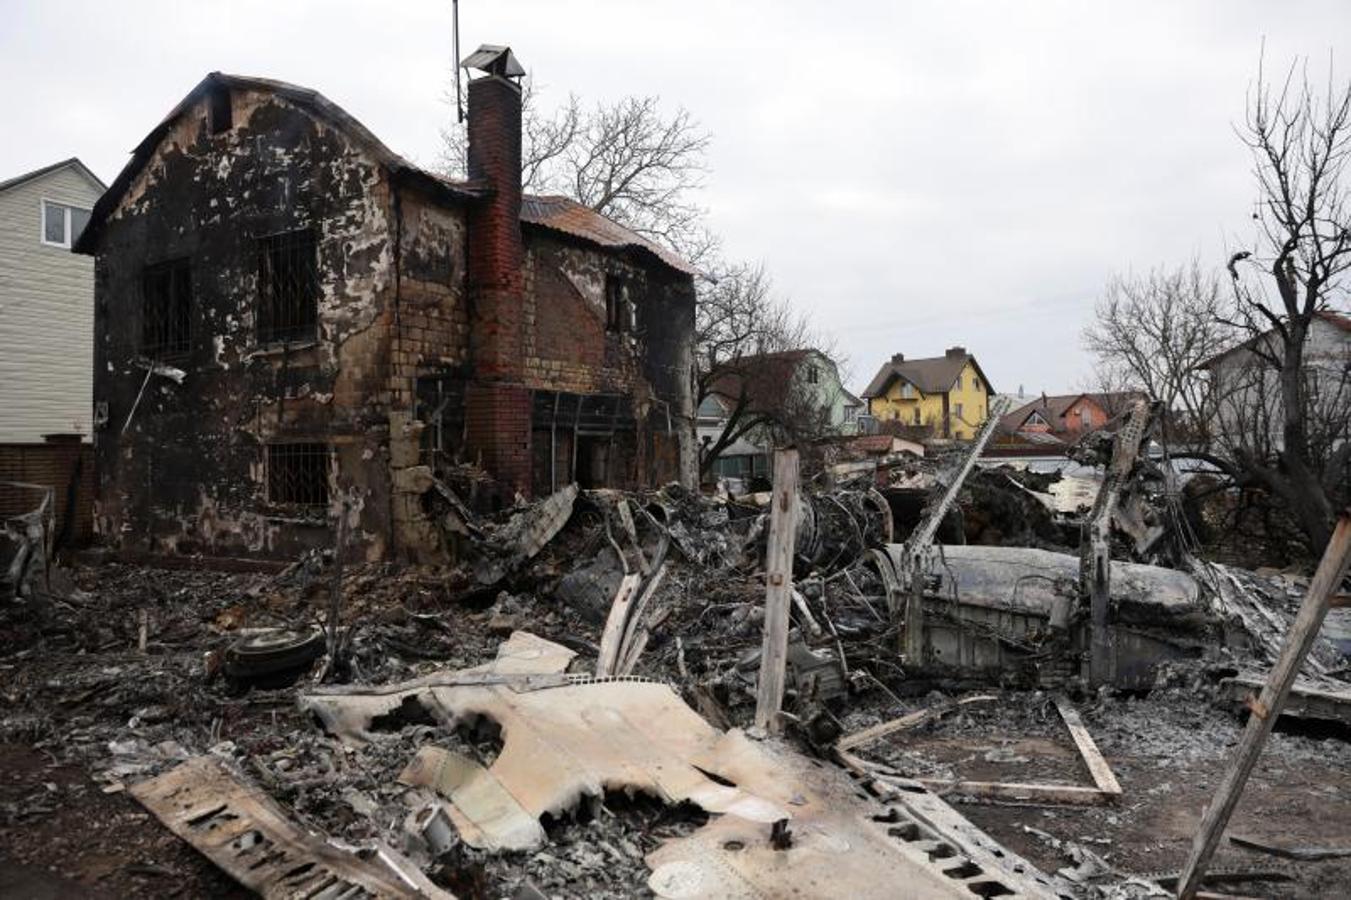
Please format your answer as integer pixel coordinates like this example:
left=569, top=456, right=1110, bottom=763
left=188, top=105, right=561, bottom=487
left=0, top=742, right=249, bottom=899
left=845, top=692, right=1351, bottom=898
left=3, top=543, right=1350, bottom=898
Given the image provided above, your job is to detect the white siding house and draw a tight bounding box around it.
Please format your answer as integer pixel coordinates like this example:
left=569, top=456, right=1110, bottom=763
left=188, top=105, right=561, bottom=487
left=1200, top=311, right=1351, bottom=455
left=0, top=159, right=106, bottom=442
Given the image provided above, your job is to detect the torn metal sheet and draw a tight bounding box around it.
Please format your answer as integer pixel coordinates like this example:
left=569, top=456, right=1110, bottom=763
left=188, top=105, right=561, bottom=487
left=1, top=481, right=54, bottom=600
left=306, top=675, right=788, bottom=836
left=649, top=733, right=1060, bottom=899
left=302, top=633, right=1059, bottom=899
left=475, top=484, right=579, bottom=584
left=399, top=746, right=543, bottom=850
left=130, top=755, right=451, bottom=899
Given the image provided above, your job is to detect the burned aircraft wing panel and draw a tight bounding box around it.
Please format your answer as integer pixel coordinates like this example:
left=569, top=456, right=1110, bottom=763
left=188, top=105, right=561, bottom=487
left=130, top=755, right=452, bottom=899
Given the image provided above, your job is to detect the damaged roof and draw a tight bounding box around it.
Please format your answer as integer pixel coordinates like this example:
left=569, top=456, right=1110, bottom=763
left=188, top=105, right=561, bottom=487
left=73, top=73, right=697, bottom=278
left=519, top=195, right=697, bottom=276
left=74, top=72, right=488, bottom=254
left=860, top=351, right=994, bottom=399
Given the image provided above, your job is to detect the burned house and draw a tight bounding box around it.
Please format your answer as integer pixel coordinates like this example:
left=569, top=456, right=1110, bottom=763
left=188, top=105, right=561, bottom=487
left=74, top=47, right=697, bottom=563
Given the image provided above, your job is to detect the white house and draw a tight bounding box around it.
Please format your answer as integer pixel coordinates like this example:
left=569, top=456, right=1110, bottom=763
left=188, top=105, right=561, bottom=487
left=0, top=158, right=106, bottom=442
left=699, top=348, right=855, bottom=484
left=1199, top=310, right=1351, bottom=454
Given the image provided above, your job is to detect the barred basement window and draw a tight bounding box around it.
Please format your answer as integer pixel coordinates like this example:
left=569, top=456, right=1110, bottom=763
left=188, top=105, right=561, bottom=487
left=267, top=443, right=330, bottom=508
left=141, top=258, right=192, bottom=358
left=257, top=228, right=319, bottom=344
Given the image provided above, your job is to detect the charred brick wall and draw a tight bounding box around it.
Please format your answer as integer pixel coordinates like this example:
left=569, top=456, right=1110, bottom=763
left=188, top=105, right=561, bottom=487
left=90, top=90, right=398, bottom=560
left=521, top=232, right=697, bottom=489
left=386, top=191, right=472, bottom=554
left=462, top=74, right=530, bottom=497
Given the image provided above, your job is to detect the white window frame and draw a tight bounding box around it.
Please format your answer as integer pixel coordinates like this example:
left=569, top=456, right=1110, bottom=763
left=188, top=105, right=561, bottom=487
left=40, top=198, right=91, bottom=249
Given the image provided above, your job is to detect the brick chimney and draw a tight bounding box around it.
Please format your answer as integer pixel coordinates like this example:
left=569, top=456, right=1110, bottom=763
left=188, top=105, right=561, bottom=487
left=891, top=352, right=905, bottom=363
left=461, top=45, right=532, bottom=499
left=945, top=345, right=966, bottom=359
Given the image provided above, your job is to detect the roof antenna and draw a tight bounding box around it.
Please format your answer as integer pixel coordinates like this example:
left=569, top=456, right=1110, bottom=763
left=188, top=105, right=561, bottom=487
left=453, top=0, right=464, bottom=123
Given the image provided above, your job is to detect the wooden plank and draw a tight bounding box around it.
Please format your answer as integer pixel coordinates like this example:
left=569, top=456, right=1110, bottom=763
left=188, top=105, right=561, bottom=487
left=915, top=778, right=1113, bottom=806
left=836, top=694, right=998, bottom=753
left=1229, top=834, right=1351, bottom=861
left=837, top=708, right=933, bottom=752
left=1054, top=695, right=1122, bottom=796
left=594, top=572, right=642, bottom=676
left=1177, top=514, right=1351, bottom=899
left=754, top=448, right=800, bottom=734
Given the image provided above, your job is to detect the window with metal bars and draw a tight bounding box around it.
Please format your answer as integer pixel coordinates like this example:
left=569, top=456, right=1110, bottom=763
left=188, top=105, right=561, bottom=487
left=141, top=258, right=192, bottom=358
left=266, top=443, right=330, bottom=508
left=257, top=228, right=319, bottom=344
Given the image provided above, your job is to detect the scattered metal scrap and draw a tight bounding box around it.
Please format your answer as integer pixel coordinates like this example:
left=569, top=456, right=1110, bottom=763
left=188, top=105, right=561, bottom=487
left=895, top=396, right=1011, bottom=661
left=1, top=481, right=55, bottom=601
left=130, top=755, right=450, bottom=899
left=472, top=484, right=579, bottom=585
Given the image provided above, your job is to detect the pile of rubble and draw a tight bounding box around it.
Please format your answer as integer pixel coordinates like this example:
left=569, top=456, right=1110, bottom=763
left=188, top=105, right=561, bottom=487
left=3, top=403, right=1350, bottom=898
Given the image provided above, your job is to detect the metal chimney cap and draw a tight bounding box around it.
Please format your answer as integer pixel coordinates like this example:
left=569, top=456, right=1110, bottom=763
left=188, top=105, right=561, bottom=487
left=460, top=44, right=526, bottom=79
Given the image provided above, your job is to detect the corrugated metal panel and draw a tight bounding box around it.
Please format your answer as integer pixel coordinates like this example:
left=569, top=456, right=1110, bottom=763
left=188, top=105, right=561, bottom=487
left=520, top=195, right=697, bottom=276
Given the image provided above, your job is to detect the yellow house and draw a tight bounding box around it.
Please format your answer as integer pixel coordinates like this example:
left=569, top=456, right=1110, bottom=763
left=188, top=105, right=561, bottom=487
left=859, top=346, right=994, bottom=440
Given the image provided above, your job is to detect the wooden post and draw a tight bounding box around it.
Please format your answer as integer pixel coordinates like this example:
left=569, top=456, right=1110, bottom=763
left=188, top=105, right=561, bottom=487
left=904, top=550, right=926, bottom=662
left=754, top=448, right=800, bottom=735
left=1088, top=538, right=1113, bottom=686
left=326, top=501, right=349, bottom=664
left=1176, top=513, right=1351, bottom=899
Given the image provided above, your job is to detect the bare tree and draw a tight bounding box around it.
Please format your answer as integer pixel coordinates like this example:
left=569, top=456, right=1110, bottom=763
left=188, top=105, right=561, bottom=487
left=695, top=263, right=836, bottom=476
left=445, top=75, right=837, bottom=477
left=441, top=77, right=716, bottom=266
left=1083, top=261, right=1234, bottom=445
left=1212, top=57, right=1351, bottom=553
left=1085, top=59, right=1351, bottom=554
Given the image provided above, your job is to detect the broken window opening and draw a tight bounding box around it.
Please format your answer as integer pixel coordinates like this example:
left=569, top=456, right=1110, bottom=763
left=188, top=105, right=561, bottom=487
left=257, top=229, right=319, bottom=345
left=414, top=373, right=467, bottom=468
left=208, top=84, right=233, bottom=134
left=266, top=442, right=330, bottom=508
left=141, top=258, right=193, bottom=359
left=532, top=391, right=635, bottom=494
left=604, top=274, right=631, bottom=333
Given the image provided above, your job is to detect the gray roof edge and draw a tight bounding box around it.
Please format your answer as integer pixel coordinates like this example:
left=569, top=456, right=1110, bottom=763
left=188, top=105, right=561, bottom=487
left=0, top=157, right=107, bottom=195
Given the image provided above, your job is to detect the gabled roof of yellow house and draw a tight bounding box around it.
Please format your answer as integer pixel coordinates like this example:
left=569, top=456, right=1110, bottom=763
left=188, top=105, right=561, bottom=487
left=861, top=347, right=994, bottom=398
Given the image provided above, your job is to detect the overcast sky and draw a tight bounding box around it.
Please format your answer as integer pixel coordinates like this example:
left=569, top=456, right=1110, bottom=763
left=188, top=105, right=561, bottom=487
left=5, top=1, right=1349, bottom=396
